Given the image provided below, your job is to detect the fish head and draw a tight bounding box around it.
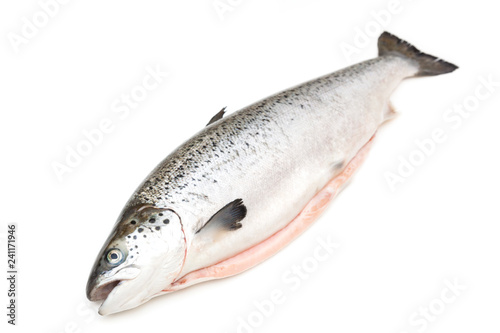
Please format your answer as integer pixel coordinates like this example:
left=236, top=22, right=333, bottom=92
left=86, top=205, right=186, bottom=315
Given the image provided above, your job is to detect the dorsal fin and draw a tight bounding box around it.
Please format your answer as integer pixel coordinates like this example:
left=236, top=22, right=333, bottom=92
left=206, top=107, right=226, bottom=126
left=196, top=199, right=247, bottom=238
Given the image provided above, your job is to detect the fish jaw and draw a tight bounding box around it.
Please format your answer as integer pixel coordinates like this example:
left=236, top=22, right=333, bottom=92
left=93, top=259, right=185, bottom=315
left=96, top=262, right=176, bottom=315
left=86, top=266, right=141, bottom=302
left=97, top=273, right=149, bottom=316
left=164, top=135, right=375, bottom=292
left=92, top=250, right=186, bottom=315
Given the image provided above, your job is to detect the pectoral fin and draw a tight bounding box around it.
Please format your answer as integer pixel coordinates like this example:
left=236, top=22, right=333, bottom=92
left=196, top=199, right=247, bottom=238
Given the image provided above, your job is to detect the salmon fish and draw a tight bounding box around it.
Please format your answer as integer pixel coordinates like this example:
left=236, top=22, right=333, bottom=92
left=86, top=32, right=457, bottom=315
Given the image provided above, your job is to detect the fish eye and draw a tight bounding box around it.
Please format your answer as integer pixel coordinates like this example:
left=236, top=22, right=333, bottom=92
left=105, top=248, right=124, bottom=266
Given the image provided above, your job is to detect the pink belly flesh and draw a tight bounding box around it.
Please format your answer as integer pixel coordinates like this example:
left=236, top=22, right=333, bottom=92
left=164, top=135, right=375, bottom=292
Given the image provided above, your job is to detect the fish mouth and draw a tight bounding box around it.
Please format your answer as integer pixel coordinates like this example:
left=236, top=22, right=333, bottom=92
left=86, top=266, right=141, bottom=302
left=87, top=277, right=137, bottom=316
left=88, top=279, right=122, bottom=302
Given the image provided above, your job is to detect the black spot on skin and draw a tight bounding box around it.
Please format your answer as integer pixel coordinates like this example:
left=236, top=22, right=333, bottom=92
left=130, top=256, right=134, bottom=259
left=143, top=235, right=147, bottom=238
left=135, top=245, right=138, bottom=248
left=155, top=226, right=160, bottom=231
left=130, top=248, right=133, bottom=251
left=138, top=228, right=144, bottom=233
left=149, top=218, right=155, bottom=223
left=127, top=235, right=131, bottom=238
left=159, top=213, right=163, bottom=216
left=133, top=235, right=137, bottom=240
left=130, top=220, right=137, bottom=225
left=163, top=219, right=170, bottom=224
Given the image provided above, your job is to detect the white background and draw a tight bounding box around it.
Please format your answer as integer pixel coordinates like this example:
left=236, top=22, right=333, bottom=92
left=1, top=0, right=499, bottom=332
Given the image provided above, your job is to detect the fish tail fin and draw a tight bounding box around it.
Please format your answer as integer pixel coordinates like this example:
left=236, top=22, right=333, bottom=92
left=378, top=31, right=458, bottom=77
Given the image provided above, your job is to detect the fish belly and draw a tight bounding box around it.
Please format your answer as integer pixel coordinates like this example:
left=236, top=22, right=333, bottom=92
left=167, top=136, right=375, bottom=291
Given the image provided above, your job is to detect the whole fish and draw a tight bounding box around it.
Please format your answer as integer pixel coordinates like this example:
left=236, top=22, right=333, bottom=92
left=86, top=32, right=457, bottom=315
